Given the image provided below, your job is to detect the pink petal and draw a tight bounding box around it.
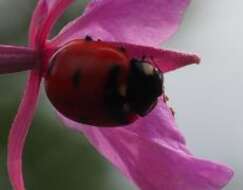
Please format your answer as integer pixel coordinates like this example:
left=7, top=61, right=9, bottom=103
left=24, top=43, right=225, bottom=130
left=7, top=71, right=41, bottom=190
left=29, top=0, right=74, bottom=48
left=59, top=99, right=233, bottom=190
left=50, top=0, right=190, bottom=47
left=48, top=41, right=199, bottom=73
left=108, top=41, right=200, bottom=73
left=0, top=45, right=37, bottom=74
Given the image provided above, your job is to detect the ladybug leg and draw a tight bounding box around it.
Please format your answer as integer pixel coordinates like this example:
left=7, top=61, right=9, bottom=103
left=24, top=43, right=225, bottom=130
left=85, top=35, right=93, bottom=41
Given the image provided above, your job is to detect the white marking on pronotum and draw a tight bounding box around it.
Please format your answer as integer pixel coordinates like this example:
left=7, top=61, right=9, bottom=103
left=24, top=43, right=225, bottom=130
left=142, top=63, right=154, bottom=76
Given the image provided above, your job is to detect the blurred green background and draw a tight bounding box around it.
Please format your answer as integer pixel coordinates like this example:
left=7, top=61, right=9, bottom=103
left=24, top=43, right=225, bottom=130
left=1, top=0, right=242, bottom=190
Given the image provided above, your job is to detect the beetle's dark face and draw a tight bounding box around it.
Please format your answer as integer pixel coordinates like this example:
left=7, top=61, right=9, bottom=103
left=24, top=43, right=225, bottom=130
left=126, top=59, right=164, bottom=116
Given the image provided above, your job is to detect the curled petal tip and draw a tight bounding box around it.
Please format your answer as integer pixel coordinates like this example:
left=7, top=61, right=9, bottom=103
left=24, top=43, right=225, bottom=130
left=192, top=54, right=201, bottom=64
left=216, top=163, right=234, bottom=188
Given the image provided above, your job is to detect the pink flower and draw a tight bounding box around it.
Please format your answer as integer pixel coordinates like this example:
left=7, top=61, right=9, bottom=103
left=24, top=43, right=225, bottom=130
left=0, top=0, right=233, bottom=190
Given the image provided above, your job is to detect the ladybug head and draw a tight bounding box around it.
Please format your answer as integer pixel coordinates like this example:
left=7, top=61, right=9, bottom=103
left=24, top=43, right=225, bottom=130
left=125, top=59, right=164, bottom=116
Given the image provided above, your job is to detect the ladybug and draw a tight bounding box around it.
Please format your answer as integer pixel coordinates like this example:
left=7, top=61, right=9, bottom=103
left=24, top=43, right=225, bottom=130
left=45, top=37, right=164, bottom=126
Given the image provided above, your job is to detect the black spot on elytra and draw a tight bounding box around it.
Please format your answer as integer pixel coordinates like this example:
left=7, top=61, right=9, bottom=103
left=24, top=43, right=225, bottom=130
left=72, top=70, right=81, bottom=88
left=118, top=46, right=126, bottom=53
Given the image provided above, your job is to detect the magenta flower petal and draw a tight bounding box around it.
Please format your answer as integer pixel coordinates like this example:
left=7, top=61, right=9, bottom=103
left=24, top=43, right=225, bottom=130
left=59, top=99, right=233, bottom=190
left=29, top=0, right=74, bottom=47
left=50, top=41, right=199, bottom=73
left=50, top=0, right=190, bottom=47
left=1, top=0, right=233, bottom=189
left=7, top=71, right=41, bottom=190
left=5, top=1, right=71, bottom=189
left=106, top=41, right=200, bottom=73
left=0, top=45, right=37, bottom=74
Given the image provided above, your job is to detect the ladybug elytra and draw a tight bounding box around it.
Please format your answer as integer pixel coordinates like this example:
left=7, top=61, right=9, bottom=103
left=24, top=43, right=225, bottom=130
left=45, top=38, right=164, bottom=126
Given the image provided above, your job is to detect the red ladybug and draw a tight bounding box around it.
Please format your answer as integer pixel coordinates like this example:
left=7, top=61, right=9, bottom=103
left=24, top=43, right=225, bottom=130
left=45, top=37, right=164, bottom=126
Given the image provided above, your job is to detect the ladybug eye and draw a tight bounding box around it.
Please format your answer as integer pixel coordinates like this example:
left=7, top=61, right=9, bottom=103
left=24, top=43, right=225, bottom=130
left=126, top=59, right=164, bottom=116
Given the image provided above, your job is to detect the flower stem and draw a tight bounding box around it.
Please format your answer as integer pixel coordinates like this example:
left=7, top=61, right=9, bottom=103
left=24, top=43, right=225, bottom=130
left=0, top=45, right=38, bottom=74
